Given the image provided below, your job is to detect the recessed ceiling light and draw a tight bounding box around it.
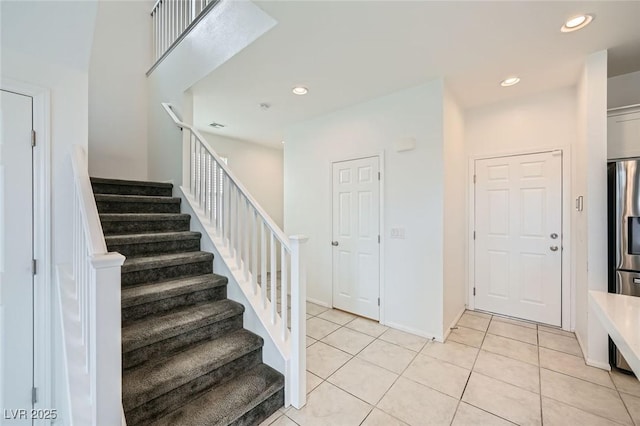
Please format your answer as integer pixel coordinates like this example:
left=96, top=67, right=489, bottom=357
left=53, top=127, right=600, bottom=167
left=500, top=76, right=520, bottom=87
left=561, top=14, right=594, bottom=32
left=209, top=122, right=225, bottom=128
left=292, top=86, right=308, bottom=95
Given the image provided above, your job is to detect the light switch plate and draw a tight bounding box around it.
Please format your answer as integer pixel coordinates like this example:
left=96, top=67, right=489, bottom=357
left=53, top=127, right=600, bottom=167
left=390, top=227, right=405, bottom=239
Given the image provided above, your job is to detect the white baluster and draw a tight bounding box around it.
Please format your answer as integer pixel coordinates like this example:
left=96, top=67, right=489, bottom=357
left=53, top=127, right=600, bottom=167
left=235, top=187, right=241, bottom=269
left=251, top=209, right=258, bottom=294
left=227, top=182, right=232, bottom=250
left=261, top=221, right=267, bottom=308
left=270, top=233, right=276, bottom=324
left=223, top=174, right=229, bottom=247
left=243, top=198, right=249, bottom=281
left=190, top=134, right=195, bottom=195
left=281, top=245, right=288, bottom=338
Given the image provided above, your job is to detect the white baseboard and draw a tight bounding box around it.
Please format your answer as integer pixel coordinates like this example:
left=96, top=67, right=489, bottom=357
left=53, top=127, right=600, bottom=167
left=574, top=330, right=610, bottom=371
left=384, top=321, right=439, bottom=342
left=586, top=358, right=611, bottom=371
left=575, top=330, right=589, bottom=362
left=443, top=307, right=466, bottom=342
left=307, top=297, right=331, bottom=308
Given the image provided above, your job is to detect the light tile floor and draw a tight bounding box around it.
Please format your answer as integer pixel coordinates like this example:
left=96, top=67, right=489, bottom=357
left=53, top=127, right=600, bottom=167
left=261, top=306, right=640, bottom=426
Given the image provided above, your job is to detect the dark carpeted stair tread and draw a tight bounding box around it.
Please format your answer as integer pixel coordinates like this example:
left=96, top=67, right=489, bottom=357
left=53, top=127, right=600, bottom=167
left=107, top=231, right=202, bottom=257
left=91, top=177, right=174, bottom=189
left=123, top=329, right=264, bottom=412
left=149, top=363, right=284, bottom=426
left=100, top=213, right=190, bottom=222
left=122, top=274, right=227, bottom=308
left=100, top=213, right=191, bottom=235
left=91, top=177, right=173, bottom=197
left=106, top=231, right=201, bottom=246
left=95, top=194, right=180, bottom=203
left=122, top=251, right=213, bottom=273
left=96, top=194, right=181, bottom=214
left=122, top=299, right=244, bottom=353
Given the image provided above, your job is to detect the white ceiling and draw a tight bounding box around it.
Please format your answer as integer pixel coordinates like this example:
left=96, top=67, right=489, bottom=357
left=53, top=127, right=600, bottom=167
left=191, top=1, right=640, bottom=149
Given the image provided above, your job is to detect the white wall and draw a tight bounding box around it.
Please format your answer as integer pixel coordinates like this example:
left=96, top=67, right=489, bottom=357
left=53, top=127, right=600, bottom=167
left=584, top=51, right=610, bottom=368
left=89, top=0, right=150, bottom=180
left=574, top=67, right=589, bottom=351
left=574, top=51, right=610, bottom=369
left=608, top=70, right=640, bottom=109
left=201, top=132, right=284, bottom=228
left=442, top=88, right=467, bottom=336
left=466, top=87, right=577, bottom=157
left=285, top=81, right=446, bottom=338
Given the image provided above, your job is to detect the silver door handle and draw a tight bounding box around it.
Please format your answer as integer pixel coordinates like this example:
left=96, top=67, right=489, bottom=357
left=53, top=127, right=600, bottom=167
left=331, top=241, right=339, bottom=246
left=550, top=246, right=558, bottom=252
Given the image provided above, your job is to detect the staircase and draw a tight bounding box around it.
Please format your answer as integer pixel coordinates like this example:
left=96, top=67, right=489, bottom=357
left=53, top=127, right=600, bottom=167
left=91, top=177, right=284, bottom=425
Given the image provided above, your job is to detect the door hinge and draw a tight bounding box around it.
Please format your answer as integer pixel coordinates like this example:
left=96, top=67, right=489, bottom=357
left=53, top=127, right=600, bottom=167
left=473, top=287, right=476, bottom=296
left=378, top=172, right=381, bottom=181
left=31, top=130, right=36, bottom=147
left=473, top=174, right=476, bottom=184
left=32, top=259, right=37, bottom=275
left=32, top=387, right=38, bottom=404
left=378, top=235, right=380, bottom=243
left=378, top=297, right=380, bottom=306
left=473, top=231, right=476, bottom=240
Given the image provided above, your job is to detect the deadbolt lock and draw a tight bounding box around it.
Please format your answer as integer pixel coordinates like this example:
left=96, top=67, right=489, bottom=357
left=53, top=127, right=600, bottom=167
left=551, top=233, right=558, bottom=239
left=331, top=241, right=339, bottom=246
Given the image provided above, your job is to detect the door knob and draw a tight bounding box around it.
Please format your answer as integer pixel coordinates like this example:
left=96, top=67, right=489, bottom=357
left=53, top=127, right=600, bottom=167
left=331, top=241, right=339, bottom=246
left=550, top=246, right=558, bottom=252
left=550, top=233, right=558, bottom=239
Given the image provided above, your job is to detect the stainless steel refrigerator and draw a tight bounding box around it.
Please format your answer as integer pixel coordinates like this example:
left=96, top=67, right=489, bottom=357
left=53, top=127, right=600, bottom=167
left=608, top=159, right=640, bottom=372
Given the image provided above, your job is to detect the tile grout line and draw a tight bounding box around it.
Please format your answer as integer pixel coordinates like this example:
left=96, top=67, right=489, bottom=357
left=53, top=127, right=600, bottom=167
left=537, top=323, right=544, bottom=426
left=449, top=313, right=492, bottom=426
left=609, top=369, right=637, bottom=426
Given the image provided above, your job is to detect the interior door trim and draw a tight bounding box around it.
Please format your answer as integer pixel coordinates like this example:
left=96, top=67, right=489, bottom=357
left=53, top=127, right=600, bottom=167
left=1, top=79, right=52, bottom=417
left=467, top=147, right=573, bottom=331
left=330, top=152, right=385, bottom=324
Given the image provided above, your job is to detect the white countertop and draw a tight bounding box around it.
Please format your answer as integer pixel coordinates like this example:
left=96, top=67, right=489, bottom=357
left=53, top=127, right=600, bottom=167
left=589, top=291, right=640, bottom=376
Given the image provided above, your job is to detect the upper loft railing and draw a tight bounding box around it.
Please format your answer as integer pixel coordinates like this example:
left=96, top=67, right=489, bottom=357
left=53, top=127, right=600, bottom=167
left=57, top=146, right=125, bottom=425
left=148, top=0, right=220, bottom=74
left=160, top=103, right=308, bottom=408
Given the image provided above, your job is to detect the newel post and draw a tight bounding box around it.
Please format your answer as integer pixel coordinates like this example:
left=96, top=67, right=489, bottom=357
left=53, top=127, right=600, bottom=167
left=289, top=235, right=308, bottom=409
left=90, top=252, right=125, bottom=425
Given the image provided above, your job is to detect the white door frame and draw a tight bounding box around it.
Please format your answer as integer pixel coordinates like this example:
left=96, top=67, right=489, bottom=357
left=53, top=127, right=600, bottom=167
left=329, top=152, right=385, bottom=324
left=467, top=147, right=573, bottom=331
left=1, top=78, right=52, bottom=417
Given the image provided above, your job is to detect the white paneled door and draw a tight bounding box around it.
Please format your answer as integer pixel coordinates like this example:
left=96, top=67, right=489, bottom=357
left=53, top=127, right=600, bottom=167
left=332, top=157, right=380, bottom=320
left=0, top=90, right=34, bottom=423
left=475, top=151, right=562, bottom=326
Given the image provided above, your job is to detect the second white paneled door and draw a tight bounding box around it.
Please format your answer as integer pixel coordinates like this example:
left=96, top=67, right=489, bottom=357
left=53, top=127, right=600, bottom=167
left=1, top=90, right=34, bottom=424
left=474, top=151, right=562, bottom=326
left=332, top=157, right=380, bottom=320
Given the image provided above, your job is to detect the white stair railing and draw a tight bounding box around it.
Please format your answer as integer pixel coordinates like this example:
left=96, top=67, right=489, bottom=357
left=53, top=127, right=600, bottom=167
left=161, top=103, right=308, bottom=408
left=56, top=145, right=125, bottom=425
left=149, top=0, right=220, bottom=73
